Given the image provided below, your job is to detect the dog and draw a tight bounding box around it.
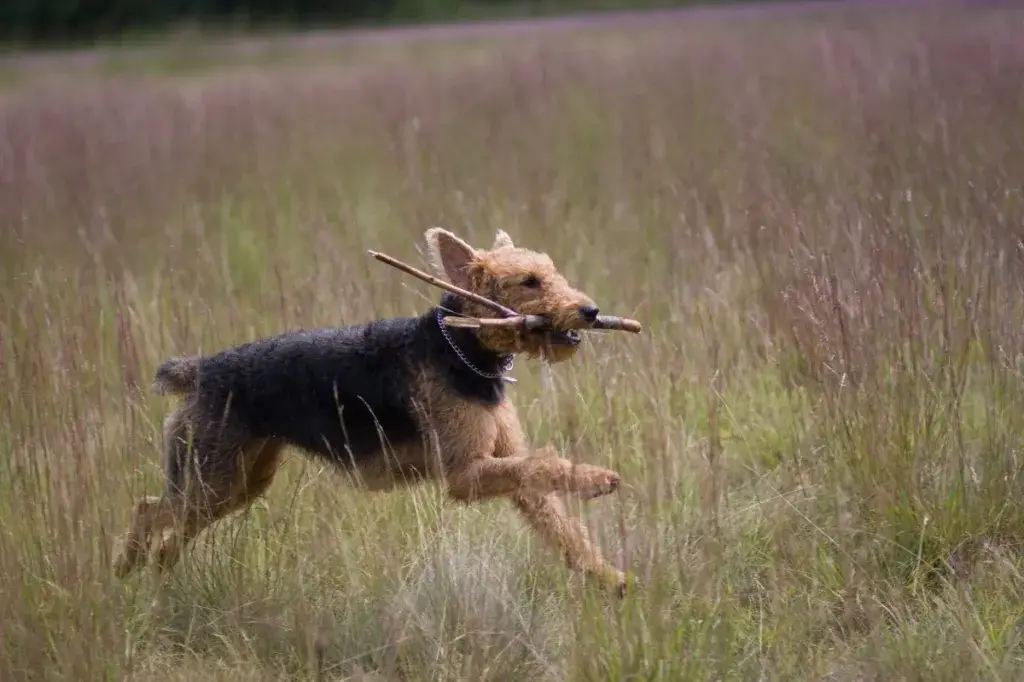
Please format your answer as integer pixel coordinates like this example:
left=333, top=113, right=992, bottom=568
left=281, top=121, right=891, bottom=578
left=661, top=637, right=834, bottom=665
left=113, top=228, right=627, bottom=595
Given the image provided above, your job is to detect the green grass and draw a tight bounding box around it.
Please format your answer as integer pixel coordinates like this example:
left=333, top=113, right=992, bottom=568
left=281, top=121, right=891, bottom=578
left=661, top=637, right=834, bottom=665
left=2, top=4, right=1024, bottom=680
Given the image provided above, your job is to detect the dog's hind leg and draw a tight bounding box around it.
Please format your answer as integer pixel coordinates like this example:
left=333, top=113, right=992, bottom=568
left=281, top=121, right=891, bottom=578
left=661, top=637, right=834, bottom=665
left=152, top=437, right=283, bottom=573
left=113, top=402, right=281, bottom=578
left=114, top=409, right=193, bottom=578
left=113, top=495, right=176, bottom=578
left=151, top=450, right=282, bottom=574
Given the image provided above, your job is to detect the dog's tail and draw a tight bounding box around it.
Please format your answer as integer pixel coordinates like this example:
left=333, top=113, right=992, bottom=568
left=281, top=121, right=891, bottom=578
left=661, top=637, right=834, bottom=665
left=152, top=356, right=201, bottom=395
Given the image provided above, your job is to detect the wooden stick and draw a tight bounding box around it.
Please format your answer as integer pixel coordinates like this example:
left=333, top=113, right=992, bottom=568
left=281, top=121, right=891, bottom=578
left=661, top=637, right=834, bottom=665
left=369, top=249, right=643, bottom=334
left=590, top=316, right=644, bottom=333
left=441, top=316, right=549, bottom=330
left=442, top=315, right=643, bottom=334
left=368, top=250, right=519, bottom=318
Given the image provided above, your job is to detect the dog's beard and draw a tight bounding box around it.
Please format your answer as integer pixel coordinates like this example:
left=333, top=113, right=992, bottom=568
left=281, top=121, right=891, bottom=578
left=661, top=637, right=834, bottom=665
left=537, top=334, right=582, bottom=364
left=532, top=309, right=588, bottom=363
left=478, top=328, right=582, bottom=362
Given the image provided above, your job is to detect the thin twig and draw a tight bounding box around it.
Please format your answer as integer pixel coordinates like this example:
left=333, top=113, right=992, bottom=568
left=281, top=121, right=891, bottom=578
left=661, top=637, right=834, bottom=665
left=592, top=316, right=643, bottom=333
left=368, top=250, right=518, bottom=318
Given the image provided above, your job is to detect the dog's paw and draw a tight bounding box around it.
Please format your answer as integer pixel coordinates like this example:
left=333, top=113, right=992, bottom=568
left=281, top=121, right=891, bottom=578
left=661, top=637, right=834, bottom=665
left=589, top=566, right=635, bottom=598
left=113, top=543, right=144, bottom=579
left=616, top=570, right=641, bottom=598
left=112, top=554, right=131, bottom=579
left=577, top=465, right=621, bottom=499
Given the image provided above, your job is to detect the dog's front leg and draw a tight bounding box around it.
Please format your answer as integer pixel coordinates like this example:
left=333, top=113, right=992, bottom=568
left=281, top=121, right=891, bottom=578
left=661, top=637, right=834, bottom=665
left=446, top=451, right=620, bottom=502
left=512, top=488, right=628, bottom=595
left=444, top=414, right=620, bottom=501
left=437, top=402, right=626, bottom=594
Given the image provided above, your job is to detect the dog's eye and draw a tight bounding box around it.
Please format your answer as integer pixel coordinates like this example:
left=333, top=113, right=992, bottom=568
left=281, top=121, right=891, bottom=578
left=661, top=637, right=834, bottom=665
left=521, top=275, right=541, bottom=289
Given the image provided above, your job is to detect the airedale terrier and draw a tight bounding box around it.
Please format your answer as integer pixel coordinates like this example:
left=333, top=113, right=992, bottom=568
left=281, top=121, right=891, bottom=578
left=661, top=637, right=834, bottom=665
left=113, top=228, right=627, bottom=594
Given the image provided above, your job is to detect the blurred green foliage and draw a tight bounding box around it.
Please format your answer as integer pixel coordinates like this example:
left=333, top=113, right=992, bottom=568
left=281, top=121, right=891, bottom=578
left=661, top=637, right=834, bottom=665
left=0, top=0, right=717, bottom=46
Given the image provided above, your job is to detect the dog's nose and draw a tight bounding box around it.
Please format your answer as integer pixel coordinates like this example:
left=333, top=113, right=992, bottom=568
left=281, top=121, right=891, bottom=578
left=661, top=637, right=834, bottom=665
left=580, top=305, right=600, bottom=323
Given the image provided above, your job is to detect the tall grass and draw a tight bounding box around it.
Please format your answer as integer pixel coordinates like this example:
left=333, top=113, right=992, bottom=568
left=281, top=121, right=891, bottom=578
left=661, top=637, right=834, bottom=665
left=2, top=5, right=1024, bottom=680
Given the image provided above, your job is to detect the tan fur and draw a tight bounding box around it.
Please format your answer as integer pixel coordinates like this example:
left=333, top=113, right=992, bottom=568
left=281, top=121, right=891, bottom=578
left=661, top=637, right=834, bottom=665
left=114, top=229, right=626, bottom=595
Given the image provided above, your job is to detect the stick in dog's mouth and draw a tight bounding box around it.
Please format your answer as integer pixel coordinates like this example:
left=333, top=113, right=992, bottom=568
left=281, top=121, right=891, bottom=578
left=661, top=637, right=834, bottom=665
left=440, top=314, right=583, bottom=346
left=440, top=314, right=642, bottom=335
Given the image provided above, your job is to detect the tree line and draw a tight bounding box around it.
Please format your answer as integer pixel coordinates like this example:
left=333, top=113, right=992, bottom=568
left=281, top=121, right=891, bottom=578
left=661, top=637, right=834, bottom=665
left=2, top=0, right=690, bottom=45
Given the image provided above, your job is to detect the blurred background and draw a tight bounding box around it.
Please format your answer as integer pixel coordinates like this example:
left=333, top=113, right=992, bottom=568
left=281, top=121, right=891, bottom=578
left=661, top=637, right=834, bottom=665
left=2, top=1, right=1024, bottom=681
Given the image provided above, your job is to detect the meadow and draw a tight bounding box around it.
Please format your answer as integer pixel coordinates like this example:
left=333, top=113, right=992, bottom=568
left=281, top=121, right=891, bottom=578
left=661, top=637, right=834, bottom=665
left=2, top=4, right=1024, bottom=679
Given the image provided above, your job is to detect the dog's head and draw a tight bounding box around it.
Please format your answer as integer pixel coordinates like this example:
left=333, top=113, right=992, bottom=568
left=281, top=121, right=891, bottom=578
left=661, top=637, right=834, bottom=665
left=425, top=228, right=599, bottom=363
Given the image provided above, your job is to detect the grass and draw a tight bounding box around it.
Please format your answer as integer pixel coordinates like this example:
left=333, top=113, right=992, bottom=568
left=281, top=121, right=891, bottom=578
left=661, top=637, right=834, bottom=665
left=2, top=3, right=1024, bottom=680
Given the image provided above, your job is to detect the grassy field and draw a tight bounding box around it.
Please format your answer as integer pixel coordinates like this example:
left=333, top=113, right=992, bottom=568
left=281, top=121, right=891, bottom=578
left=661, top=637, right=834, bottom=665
left=3, top=4, right=1024, bottom=680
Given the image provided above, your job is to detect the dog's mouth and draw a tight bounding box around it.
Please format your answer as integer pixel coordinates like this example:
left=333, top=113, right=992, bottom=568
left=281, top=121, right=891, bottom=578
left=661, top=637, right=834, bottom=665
left=538, top=329, right=582, bottom=347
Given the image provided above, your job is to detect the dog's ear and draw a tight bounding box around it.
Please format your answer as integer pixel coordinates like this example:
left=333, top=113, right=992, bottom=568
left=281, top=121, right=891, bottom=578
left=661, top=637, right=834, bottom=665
left=425, top=228, right=476, bottom=289
left=492, top=229, right=514, bottom=250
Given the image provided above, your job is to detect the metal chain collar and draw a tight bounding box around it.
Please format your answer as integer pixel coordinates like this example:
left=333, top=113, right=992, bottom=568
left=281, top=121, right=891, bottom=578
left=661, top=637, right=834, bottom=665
left=436, top=308, right=516, bottom=384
